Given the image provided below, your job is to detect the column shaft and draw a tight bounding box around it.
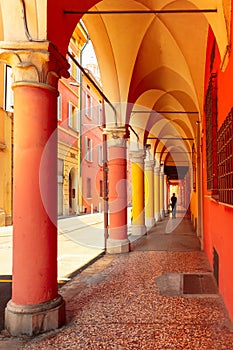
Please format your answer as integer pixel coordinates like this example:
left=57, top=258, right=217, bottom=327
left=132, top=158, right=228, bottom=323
left=145, top=160, right=155, bottom=229
left=154, top=166, right=161, bottom=221
left=105, top=128, right=129, bottom=253
left=130, top=150, right=146, bottom=236
left=12, top=85, right=58, bottom=304
left=0, top=41, right=69, bottom=336
left=160, top=170, right=165, bottom=219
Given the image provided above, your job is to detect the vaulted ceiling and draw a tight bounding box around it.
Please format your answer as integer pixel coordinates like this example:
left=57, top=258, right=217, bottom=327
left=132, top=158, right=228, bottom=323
left=79, top=0, right=230, bottom=176
left=0, top=0, right=231, bottom=178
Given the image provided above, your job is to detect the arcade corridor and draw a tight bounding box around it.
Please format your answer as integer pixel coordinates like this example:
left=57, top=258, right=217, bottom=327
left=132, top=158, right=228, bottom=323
left=1, top=214, right=233, bottom=349
left=0, top=0, right=233, bottom=341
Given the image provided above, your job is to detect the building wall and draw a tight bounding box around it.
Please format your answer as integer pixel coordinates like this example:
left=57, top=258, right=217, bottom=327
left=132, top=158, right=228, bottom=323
left=0, top=109, right=13, bottom=225
left=203, top=24, right=233, bottom=320
left=81, top=75, right=104, bottom=213
left=57, top=23, right=87, bottom=216
left=58, top=78, right=80, bottom=216
left=0, top=63, right=13, bottom=226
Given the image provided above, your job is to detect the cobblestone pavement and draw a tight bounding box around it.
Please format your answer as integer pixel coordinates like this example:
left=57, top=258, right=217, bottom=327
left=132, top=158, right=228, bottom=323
left=1, top=217, right=233, bottom=349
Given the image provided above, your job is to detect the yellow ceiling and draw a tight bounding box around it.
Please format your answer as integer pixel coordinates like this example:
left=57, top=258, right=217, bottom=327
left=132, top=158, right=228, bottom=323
left=82, top=0, right=230, bottom=166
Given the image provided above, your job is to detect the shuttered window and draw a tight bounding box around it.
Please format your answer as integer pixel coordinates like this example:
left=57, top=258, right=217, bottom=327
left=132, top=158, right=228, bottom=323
left=68, top=101, right=80, bottom=131
left=84, top=136, right=93, bottom=162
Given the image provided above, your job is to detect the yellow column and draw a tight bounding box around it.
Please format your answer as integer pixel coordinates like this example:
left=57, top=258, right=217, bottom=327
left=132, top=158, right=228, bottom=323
left=145, top=159, right=155, bottom=230
left=130, top=150, right=146, bottom=236
left=160, top=166, right=165, bottom=219
left=164, top=174, right=168, bottom=215
left=154, top=164, right=161, bottom=221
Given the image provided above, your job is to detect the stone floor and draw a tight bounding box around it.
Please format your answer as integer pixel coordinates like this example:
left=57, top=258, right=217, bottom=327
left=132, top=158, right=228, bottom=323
left=1, top=215, right=233, bottom=349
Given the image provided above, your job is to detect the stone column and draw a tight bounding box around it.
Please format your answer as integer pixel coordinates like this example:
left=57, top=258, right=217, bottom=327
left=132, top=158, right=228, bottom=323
left=129, top=149, right=146, bottom=236
left=104, top=127, right=130, bottom=253
left=164, top=174, right=168, bottom=215
left=0, top=41, right=69, bottom=336
left=160, top=166, right=165, bottom=219
left=145, top=159, right=155, bottom=230
left=154, top=164, right=161, bottom=221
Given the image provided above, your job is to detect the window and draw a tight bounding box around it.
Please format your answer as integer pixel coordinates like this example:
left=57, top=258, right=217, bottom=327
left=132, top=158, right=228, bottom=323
left=85, top=91, right=93, bottom=119
left=68, top=101, right=80, bottom=131
left=204, top=73, right=218, bottom=194
left=57, top=94, right=62, bottom=121
left=217, top=109, right=233, bottom=205
left=87, top=178, right=92, bottom=198
left=100, top=180, right=103, bottom=197
left=84, top=136, right=93, bottom=162
left=97, top=104, right=102, bottom=126
left=98, top=144, right=103, bottom=166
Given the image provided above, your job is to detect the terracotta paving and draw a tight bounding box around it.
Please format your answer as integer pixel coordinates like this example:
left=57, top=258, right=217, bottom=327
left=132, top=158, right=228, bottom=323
left=1, top=217, right=233, bottom=349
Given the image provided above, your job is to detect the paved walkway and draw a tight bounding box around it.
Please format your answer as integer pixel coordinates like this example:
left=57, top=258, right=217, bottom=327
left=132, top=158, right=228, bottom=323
left=1, top=214, right=233, bottom=349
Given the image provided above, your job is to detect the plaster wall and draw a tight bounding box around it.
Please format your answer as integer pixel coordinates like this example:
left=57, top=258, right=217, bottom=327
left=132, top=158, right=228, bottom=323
left=203, top=21, right=233, bottom=320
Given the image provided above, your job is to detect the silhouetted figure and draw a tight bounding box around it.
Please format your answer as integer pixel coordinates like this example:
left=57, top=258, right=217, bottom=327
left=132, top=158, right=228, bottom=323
left=171, top=193, right=177, bottom=218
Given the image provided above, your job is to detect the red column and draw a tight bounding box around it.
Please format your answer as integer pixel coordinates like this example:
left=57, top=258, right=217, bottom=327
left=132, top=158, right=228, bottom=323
left=12, top=85, right=58, bottom=304
left=0, top=42, right=69, bottom=336
left=104, top=127, right=129, bottom=253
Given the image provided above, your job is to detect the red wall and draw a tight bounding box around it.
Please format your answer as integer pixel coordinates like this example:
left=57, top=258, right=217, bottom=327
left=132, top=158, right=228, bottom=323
left=81, top=86, right=103, bottom=213
left=203, top=24, right=233, bottom=320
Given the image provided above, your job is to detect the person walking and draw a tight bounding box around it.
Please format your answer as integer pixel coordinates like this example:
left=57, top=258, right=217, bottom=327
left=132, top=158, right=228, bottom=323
left=170, top=193, right=177, bottom=218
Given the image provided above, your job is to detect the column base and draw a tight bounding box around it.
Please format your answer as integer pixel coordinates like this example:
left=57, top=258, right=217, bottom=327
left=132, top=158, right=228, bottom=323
left=145, top=217, right=156, bottom=230
left=160, top=209, right=165, bottom=220
left=5, top=295, right=65, bottom=336
left=131, top=224, right=147, bottom=236
left=106, top=238, right=130, bottom=254
left=154, top=212, right=161, bottom=222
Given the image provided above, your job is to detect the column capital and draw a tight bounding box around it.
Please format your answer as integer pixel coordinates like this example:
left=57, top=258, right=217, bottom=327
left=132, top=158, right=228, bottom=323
left=145, top=159, right=155, bottom=171
left=103, top=126, right=127, bottom=148
left=0, top=41, right=69, bottom=90
left=129, top=149, right=145, bottom=163
left=154, top=165, right=161, bottom=175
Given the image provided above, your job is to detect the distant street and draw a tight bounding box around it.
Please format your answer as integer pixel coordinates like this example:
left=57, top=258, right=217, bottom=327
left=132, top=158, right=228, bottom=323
left=58, top=213, right=105, bottom=249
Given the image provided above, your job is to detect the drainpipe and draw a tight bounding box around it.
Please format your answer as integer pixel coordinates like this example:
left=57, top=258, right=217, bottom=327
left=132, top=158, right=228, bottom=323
left=102, top=100, right=109, bottom=250
left=78, top=35, right=89, bottom=213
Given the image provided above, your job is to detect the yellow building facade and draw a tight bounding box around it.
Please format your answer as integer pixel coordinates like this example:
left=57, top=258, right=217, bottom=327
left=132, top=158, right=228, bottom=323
left=0, top=64, right=13, bottom=226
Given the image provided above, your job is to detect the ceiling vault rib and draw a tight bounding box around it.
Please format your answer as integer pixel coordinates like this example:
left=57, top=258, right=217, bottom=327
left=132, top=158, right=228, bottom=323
left=132, top=111, right=199, bottom=114
left=64, top=9, right=217, bottom=15
left=148, top=137, right=194, bottom=140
